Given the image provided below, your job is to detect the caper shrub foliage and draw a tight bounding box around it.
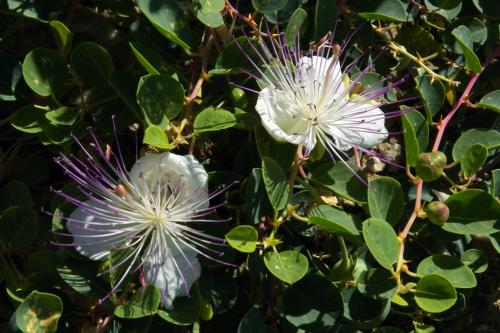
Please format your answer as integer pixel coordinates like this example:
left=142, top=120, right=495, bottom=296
left=1, top=0, right=500, bottom=332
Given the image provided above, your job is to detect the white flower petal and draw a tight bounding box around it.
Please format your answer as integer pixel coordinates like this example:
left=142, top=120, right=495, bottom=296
left=255, top=87, right=317, bottom=150
left=67, top=200, right=126, bottom=260
left=297, top=55, right=345, bottom=99
left=143, top=240, right=201, bottom=308
left=129, top=152, right=209, bottom=208
left=324, top=102, right=388, bottom=149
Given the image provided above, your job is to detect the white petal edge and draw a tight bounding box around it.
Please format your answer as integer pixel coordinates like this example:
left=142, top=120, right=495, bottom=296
left=67, top=200, right=127, bottom=260
left=255, top=87, right=317, bottom=150
left=142, top=240, right=201, bottom=308
left=129, top=152, right=209, bottom=208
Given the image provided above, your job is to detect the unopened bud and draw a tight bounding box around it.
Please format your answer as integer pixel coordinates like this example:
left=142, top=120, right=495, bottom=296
left=199, top=298, right=213, bottom=321
left=230, top=87, right=248, bottom=109
left=425, top=201, right=449, bottom=226
left=332, top=43, right=341, bottom=56
left=416, top=152, right=446, bottom=181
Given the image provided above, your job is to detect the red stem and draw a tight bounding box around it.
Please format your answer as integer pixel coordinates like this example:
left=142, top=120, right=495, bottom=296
left=432, top=46, right=500, bottom=152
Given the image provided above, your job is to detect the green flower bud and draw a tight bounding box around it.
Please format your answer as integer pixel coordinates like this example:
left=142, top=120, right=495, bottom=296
left=230, top=87, right=248, bottom=109
left=416, top=151, right=446, bottom=181
left=199, top=298, right=213, bottom=321
left=425, top=201, right=450, bottom=226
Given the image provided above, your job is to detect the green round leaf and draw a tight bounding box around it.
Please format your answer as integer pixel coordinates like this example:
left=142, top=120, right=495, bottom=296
left=362, top=218, right=399, bottom=270
left=193, top=108, right=237, bottom=133
left=417, top=254, right=477, bottom=288
left=22, top=48, right=67, bottom=96
left=71, top=41, right=114, bottom=86
left=0, top=206, right=38, bottom=251
left=443, top=17, right=488, bottom=54
left=309, top=205, right=361, bottom=237
left=424, top=0, right=462, bottom=21
left=49, top=20, right=72, bottom=56
left=225, top=225, right=258, bottom=253
left=415, top=274, right=457, bottom=313
left=143, top=125, right=174, bottom=149
left=476, top=90, right=500, bottom=112
left=261, top=157, right=288, bottom=211
left=194, top=0, right=225, bottom=27
left=15, top=291, right=63, bottom=333
left=282, top=274, right=343, bottom=330
left=263, top=250, right=308, bottom=284
left=443, top=189, right=500, bottom=235
left=452, top=129, right=500, bottom=161
left=137, top=0, right=191, bottom=50
left=114, top=285, right=161, bottom=319
left=461, top=143, right=488, bottom=177
left=461, top=249, right=488, bottom=273
left=342, top=288, right=391, bottom=329
left=137, top=74, right=184, bottom=127
left=368, top=177, right=404, bottom=225
left=44, top=106, right=77, bottom=126
left=356, top=268, right=398, bottom=300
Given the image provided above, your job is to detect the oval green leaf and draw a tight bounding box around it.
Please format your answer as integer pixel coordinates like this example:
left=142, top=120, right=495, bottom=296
left=137, top=0, right=191, bottom=50
left=356, top=268, right=398, bottom=300
left=309, top=205, right=360, bottom=237
left=71, top=41, right=114, bottom=86
left=402, top=109, right=429, bottom=166
left=461, top=143, right=488, bottom=177
left=225, top=225, right=258, bottom=253
left=263, top=250, right=308, bottom=284
left=15, top=291, right=63, bottom=333
left=193, top=108, right=237, bottom=134
left=22, top=48, right=67, bottom=96
left=452, top=129, right=500, bottom=161
left=261, top=157, right=288, bottom=211
left=451, top=25, right=481, bottom=73
left=368, top=177, right=404, bottom=226
left=417, top=254, right=477, bottom=288
left=415, top=274, right=457, bottom=313
left=362, top=218, right=399, bottom=270
left=282, top=274, right=343, bottom=330
left=476, top=90, right=500, bottom=112
left=443, top=189, right=500, bottom=235
left=137, top=74, right=184, bottom=127
left=461, top=249, right=488, bottom=274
